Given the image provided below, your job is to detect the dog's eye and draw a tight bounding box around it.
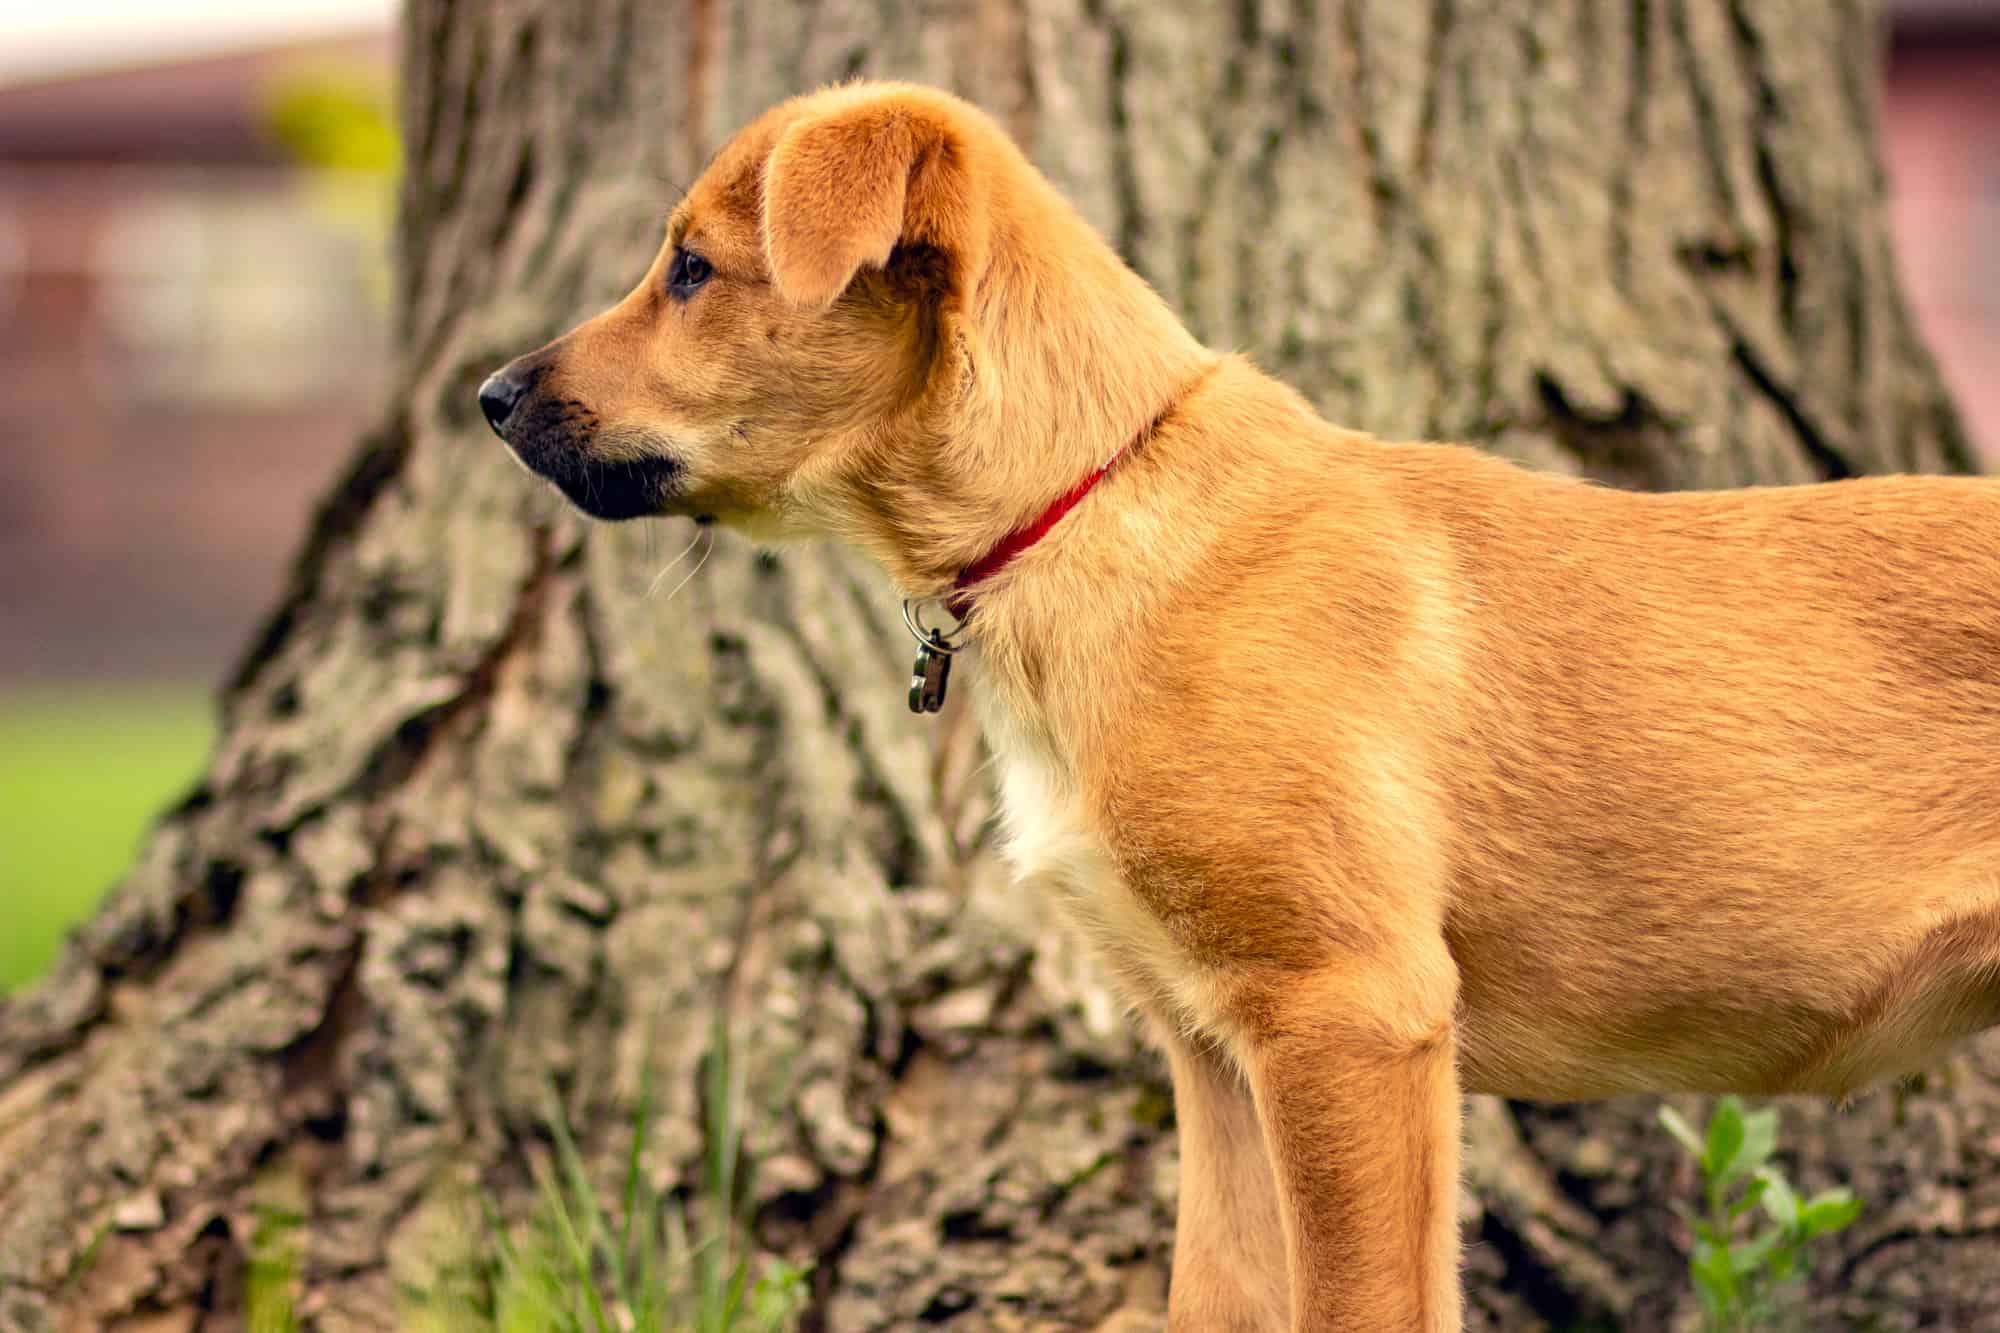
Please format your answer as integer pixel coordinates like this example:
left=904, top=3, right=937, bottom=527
left=667, top=247, right=713, bottom=298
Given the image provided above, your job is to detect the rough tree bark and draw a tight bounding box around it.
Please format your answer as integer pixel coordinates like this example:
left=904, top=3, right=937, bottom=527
left=1, top=1, right=1991, bottom=1330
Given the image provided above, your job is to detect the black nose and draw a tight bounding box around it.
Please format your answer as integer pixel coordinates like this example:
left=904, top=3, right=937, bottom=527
left=479, top=368, right=529, bottom=433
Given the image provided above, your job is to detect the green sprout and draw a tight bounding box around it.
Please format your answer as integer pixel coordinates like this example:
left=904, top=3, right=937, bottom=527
left=1658, top=1096, right=1863, bottom=1331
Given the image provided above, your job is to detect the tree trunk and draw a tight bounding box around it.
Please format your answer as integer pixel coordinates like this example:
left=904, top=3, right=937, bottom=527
left=1, top=1, right=1990, bottom=1330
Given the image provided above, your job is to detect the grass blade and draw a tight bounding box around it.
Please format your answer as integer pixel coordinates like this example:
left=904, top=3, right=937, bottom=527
left=534, top=1153, right=615, bottom=1333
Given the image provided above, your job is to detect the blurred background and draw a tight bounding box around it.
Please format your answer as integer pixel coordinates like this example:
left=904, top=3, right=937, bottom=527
left=0, top=0, right=1995, bottom=992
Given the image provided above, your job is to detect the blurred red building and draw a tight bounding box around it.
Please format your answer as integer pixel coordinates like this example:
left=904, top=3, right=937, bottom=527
left=0, top=33, right=392, bottom=681
left=0, top=9, right=1994, bottom=684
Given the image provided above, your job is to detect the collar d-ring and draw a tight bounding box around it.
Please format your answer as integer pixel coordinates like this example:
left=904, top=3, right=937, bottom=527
left=901, top=598, right=969, bottom=654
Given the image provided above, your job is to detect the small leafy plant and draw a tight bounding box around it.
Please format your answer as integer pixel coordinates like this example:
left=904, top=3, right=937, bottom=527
left=1658, top=1096, right=1863, bottom=1331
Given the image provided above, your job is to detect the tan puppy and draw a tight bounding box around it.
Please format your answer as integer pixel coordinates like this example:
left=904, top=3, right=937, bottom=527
left=480, top=82, right=2000, bottom=1331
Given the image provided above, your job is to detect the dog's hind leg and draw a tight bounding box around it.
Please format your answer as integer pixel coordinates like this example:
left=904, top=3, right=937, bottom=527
left=1241, top=949, right=1463, bottom=1332
left=1162, top=1033, right=1288, bottom=1332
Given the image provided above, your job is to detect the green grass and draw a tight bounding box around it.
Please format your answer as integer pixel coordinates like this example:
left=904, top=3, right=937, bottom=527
left=0, top=685, right=213, bottom=992
left=403, top=1021, right=810, bottom=1333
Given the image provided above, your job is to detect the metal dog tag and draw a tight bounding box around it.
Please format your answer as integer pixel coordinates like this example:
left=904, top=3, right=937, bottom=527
left=910, top=631, right=952, bottom=714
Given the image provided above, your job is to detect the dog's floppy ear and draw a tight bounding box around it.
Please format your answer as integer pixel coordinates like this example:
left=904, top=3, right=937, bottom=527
left=762, top=92, right=988, bottom=310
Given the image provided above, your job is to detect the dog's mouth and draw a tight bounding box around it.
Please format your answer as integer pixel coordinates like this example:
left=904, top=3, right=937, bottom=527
left=534, top=453, right=685, bottom=521
left=501, top=421, right=684, bottom=522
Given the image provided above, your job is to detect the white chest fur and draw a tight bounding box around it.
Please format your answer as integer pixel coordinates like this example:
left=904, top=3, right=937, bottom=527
left=978, top=694, right=1232, bottom=1046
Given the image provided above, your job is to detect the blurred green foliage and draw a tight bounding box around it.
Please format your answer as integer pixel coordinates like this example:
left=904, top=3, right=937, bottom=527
left=0, top=688, right=211, bottom=991
left=264, top=64, right=400, bottom=177
left=262, top=61, right=400, bottom=308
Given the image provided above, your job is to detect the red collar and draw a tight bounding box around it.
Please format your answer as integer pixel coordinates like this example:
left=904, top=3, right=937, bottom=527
left=941, top=366, right=1213, bottom=622
left=945, top=445, right=1127, bottom=620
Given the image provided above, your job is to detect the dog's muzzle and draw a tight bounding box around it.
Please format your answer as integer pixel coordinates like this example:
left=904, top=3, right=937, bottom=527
left=478, top=362, right=683, bottom=521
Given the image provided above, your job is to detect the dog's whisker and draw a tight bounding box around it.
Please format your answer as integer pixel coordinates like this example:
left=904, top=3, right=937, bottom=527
left=645, top=525, right=707, bottom=598
left=649, top=174, right=696, bottom=204
left=655, top=525, right=715, bottom=604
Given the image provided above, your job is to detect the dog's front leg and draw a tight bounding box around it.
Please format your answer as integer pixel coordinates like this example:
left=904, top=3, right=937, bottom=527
left=1242, top=956, right=1462, bottom=1332
left=1162, top=1033, right=1288, bottom=1331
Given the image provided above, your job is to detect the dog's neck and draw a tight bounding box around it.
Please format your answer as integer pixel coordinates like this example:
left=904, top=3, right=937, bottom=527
left=818, top=197, right=1214, bottom=597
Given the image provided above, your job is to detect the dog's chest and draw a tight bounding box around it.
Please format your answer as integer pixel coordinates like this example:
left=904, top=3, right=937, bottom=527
left=980, top=698, right=1226, bottom=1038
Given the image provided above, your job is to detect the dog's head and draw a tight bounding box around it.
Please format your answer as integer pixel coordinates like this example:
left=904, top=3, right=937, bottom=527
left=479, top=83, right=1005, bottom=540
